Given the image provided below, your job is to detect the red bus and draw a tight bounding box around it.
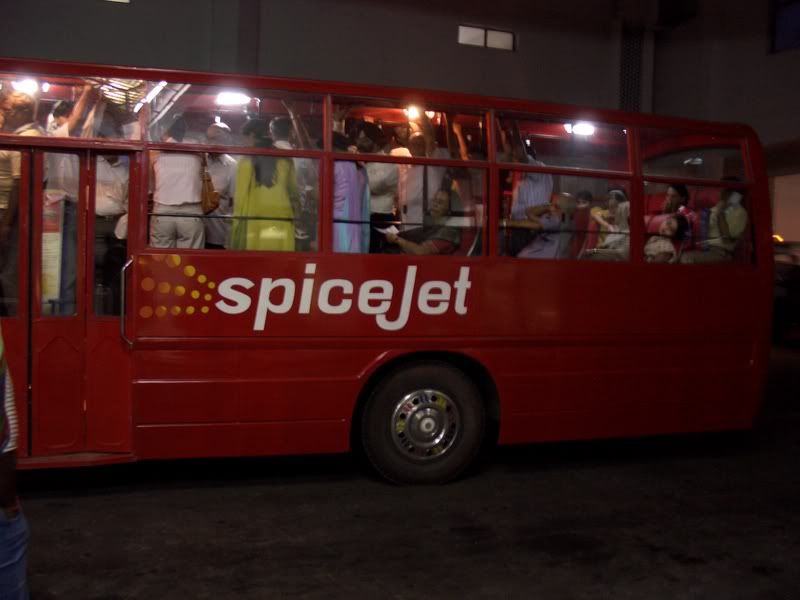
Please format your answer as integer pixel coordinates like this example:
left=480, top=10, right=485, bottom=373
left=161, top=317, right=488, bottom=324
left=0, top=58, right=772, bottom=483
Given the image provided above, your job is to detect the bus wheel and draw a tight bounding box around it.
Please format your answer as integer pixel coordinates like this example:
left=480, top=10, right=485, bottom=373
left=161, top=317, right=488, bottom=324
left=361, top=362, right=485, bottom=484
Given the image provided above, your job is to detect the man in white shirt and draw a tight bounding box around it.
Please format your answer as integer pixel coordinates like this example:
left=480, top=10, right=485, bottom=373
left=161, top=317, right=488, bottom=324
left=204, top=123, right=238, bottom=249
left=149, top=118, right=205, bottom=249
left=355, top=121, right=399, bottom=253
left=397, top=113, right=451, bottom=230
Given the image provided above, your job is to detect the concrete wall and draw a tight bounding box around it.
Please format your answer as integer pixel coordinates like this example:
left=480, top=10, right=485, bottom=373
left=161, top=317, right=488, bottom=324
left=0, top=0, right=239, bottom=73
left=257, top=0, right=621, bottom=108
left=0, top=0, right=623, bottom=110
left=654, top=0, right=800, bottom=147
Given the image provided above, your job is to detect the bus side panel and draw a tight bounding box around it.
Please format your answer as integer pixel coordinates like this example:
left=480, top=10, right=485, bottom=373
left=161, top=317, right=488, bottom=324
left=134, top=421, right=350, bottom=460
left=133, top=347, right=374, bottom=425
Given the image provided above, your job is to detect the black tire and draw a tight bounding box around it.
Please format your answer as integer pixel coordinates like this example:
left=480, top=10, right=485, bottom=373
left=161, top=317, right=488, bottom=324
left=361, top=361, right=485, bottom=484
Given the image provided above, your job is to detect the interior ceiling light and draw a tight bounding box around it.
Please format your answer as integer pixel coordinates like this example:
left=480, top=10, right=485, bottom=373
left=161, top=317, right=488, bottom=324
left=564, top=122, right=595, bottom=136
left=134, top=80, right=167, bottom=113
left=216, top=91, right=251, bottom=106
left=404, top=105, right=421, bottom=120
left=11, top=79, right=38, bottom=96
left=683, top=157, right=704, bottom=166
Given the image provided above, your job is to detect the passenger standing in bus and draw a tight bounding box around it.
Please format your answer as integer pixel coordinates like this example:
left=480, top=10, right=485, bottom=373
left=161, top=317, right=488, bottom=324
left=0, top=323, right=29, bottom=599
left=231, top=137, right=298, bottom=252
left=149, top=118, right=205, bottom=249
left=680, top=187, right=748, bottom=264
left=503, top=126, right=553, bottom=256
left=204, top=123, right=238, bottom=250
left=332, top=132, right=369, bottom=253
left=272, top=102, right=317, bottom=251
left=46, top=100, right=73, bottom=134
left=355, top=122, right=399, bottom=253
left=46, top=84, right=106, bottom=314
left=397, top=112, right=450, bottom=230
left=0, top=91, right=45, bottom=316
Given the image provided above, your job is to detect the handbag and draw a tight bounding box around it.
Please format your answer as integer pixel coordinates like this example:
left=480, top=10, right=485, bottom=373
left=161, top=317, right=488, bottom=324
left=200, top=155, right=220, bottom=215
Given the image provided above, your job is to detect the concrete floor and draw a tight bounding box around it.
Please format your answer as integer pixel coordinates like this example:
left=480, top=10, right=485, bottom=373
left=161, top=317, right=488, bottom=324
left=19, top=348, right=800, bottom=599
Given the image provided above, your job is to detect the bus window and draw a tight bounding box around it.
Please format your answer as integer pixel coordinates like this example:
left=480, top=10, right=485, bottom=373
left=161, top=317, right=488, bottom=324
left=333, top=159, right=484, bottom=256
left=495, top=114, right=629, bottom=172
left=643, top=181, right=753, bottom=265
left=500, top=170, right=631, bottom=262
left=94, top=154, right=129, bottom=316
left=332, top=98, right=487, bottom=160
left=640, top=128, right=745, bottom=181
left=0, top=72, right=143, bottom=140
left=42, top=151, right=79, bottom=316
left=142, top=81, right=322, bottom=150
left=148, top=149, right=319, bottom=253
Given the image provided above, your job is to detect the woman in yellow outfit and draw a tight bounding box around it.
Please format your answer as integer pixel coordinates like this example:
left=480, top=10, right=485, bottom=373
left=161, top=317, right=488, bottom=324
left=231, top=138, right=299, bottom=251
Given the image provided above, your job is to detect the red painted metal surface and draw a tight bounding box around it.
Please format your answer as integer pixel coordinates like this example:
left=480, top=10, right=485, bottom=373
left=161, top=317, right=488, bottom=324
left=0, top=58, right=774, bottom=469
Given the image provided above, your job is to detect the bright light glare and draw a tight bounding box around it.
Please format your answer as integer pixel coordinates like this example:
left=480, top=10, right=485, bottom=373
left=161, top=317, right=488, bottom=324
left=41, top=82, right=51, bottom=93
left=564, top=122, right=595, bottom=136
left=425, top=111, right=436, bottom=119
left=773, top=234, right=785, bottom=243
left=214, top=115, right=221, bottom=123
left=404, top=105, right=421, bottom=120
left=216, top=91, right=251, bottom=106
left=11, top=79, right=38, bottom=96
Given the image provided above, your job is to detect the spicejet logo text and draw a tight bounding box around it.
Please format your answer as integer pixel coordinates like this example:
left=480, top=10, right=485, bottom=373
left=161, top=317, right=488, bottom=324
left=215, top=264, right=472, bottom=331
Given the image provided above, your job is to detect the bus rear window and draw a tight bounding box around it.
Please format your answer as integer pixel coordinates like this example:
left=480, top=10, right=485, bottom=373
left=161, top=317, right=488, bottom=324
left=496, top=114, right=629, bottom=173
left=640, top=128, right=745, bottom=181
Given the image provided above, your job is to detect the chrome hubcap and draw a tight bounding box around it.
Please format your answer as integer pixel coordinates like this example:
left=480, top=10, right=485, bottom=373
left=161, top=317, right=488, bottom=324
left=391, top=389, right=460, bottom=460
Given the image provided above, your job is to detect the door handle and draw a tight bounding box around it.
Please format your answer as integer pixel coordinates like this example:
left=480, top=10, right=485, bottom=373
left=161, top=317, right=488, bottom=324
left=120, top=258, right=133, bottom=347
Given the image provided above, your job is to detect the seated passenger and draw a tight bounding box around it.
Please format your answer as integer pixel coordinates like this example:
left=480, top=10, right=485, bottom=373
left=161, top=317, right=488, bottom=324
left=644, top=214, right=689, bottom=263
left=582, top=193, right=630, bottom=261
left=646, top=183, right=696, bottom=240
left=512, top=193, right=577, bottom=260
left=384, top=189, right=461, bottom=255
left=680, top=188, right=748, bottom=264
left=590, top=189, right=625, bottom=246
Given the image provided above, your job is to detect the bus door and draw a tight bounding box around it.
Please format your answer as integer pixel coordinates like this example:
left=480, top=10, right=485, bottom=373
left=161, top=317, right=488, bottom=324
left=29, top=150, right=134, bottom=457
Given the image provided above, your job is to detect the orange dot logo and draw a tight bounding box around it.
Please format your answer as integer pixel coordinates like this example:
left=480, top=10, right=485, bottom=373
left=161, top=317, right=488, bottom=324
left=141, top=277, right=155, bottom=291
left=152, top=254, right=165, bottom=262
left=201, top=306, right=210, bottom=314
left=174, top=285, right=186, bottom=297
left=155, top=306, right=168, bottom=318
left=171, top=306, right=182, bottom=316
left=191, top=290, right=200, bottom=300
left=204, top=293, right=212, bottom=302
left=186, top=306, right=196, bottom=315
left=166, top=254, right=182, bottom=268
left=158, top=282, right=171, bottom=294
left=139, top=306, right=153, bottom=318
left=197, top=274, right=207, bottom=284
left=184, top=265, right=196, bottom=277
left=208, top=282, right=216, bottom=289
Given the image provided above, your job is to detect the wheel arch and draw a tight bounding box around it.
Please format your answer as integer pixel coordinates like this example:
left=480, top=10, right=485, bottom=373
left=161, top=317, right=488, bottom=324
left=349, top=350, right=501, bottom=453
